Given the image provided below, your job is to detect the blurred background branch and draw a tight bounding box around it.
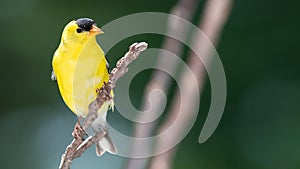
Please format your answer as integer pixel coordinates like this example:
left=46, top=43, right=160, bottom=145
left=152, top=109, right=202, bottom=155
left=148, top=0, right=232, bottom=169
left=124, top=0, right=232, bottom=169
left=123, top=0, right=199, bottom=168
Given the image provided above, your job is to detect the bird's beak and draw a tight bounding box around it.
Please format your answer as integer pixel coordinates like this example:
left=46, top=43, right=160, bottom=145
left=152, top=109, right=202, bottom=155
left=90, top=25, right=104, bottom=35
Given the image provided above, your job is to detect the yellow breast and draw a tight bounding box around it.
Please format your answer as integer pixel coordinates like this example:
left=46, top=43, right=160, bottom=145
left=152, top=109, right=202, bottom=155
left=52, top=36, right=109, bottom=117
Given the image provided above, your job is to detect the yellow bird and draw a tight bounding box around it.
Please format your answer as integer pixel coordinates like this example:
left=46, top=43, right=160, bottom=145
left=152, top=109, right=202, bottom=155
left=51, top=18, right=117, bottom=156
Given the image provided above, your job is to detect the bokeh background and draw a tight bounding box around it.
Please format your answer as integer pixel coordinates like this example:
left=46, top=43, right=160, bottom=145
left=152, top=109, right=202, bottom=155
left=0, top=0, right=300, bottom=169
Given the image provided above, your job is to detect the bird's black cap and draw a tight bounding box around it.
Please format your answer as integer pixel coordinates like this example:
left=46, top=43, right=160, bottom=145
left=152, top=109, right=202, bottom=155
left=75, top=18, right=95, bottom=32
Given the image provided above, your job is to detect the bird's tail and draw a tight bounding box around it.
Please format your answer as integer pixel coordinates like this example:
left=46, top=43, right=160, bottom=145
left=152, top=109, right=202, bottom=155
left=91, top=102, right=117, bottom=156
left=95, top=132, right=117, bottom=156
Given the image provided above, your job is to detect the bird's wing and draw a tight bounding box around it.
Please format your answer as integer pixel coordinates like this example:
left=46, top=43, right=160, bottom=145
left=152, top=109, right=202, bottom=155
left=106, top=60, right=111, bottom=73
left=51, top=69, right=57, bottom=82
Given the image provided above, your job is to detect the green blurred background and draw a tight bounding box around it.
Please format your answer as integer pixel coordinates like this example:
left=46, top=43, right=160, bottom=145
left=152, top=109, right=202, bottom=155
left=0, top=0, right=300, bottom=169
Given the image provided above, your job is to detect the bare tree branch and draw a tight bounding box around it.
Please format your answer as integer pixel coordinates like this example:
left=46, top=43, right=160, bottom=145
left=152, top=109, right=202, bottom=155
left=148, top=0, right=233, bottom=169
left=59, top=42, right=148, bottom=169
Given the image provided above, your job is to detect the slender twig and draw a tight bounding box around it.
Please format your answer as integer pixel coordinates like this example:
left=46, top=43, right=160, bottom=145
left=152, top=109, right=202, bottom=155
left=59, top=42, right=148, bottom=169
left=148, top=0, right=232, bottom=169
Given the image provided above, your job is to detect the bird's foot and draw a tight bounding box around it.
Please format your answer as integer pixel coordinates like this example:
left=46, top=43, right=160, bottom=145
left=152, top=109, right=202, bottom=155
left=72, top=120, right=86, bottom=140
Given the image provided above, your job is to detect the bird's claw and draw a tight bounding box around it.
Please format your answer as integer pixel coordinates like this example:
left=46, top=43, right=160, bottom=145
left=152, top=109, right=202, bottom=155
left=72, top=120, right=86, bottom=140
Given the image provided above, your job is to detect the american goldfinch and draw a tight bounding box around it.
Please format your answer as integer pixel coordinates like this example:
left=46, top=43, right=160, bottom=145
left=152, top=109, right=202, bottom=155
left=51, top=18, right=117, bottom=156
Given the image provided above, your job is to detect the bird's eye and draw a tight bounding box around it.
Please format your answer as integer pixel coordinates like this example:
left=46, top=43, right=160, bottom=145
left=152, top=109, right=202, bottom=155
left=76, top=28, right=83, bottom=33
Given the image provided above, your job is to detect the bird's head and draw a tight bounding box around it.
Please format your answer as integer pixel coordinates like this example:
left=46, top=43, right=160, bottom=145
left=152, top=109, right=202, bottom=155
left=61, top=18, right=103, bottom=44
